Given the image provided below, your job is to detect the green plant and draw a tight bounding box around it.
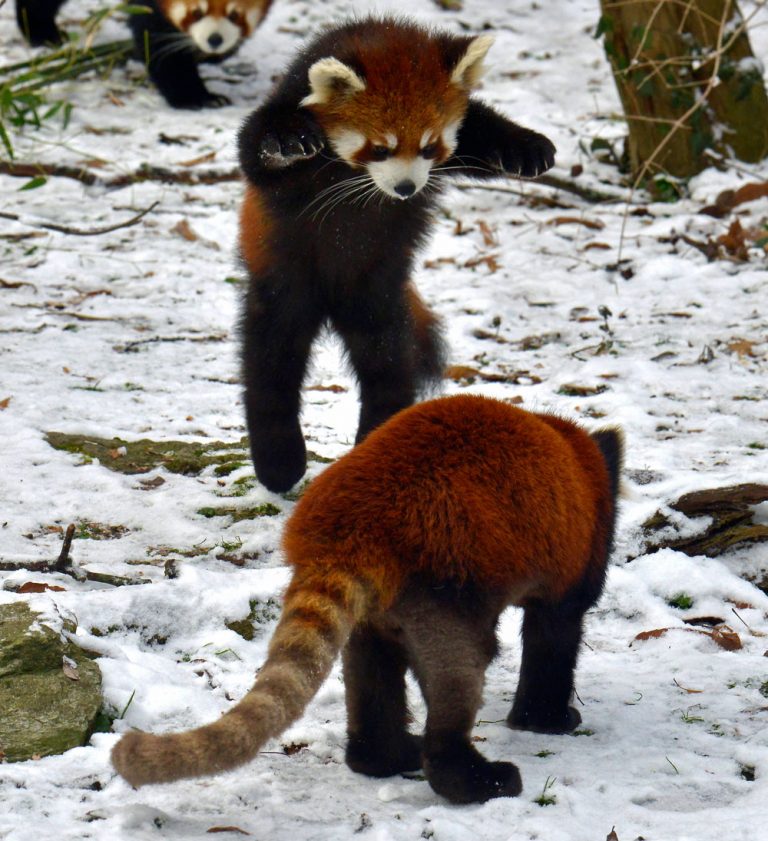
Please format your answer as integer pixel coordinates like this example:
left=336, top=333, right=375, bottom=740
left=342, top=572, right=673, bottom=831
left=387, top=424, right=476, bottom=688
left=534, top=776, right=557, bottom=806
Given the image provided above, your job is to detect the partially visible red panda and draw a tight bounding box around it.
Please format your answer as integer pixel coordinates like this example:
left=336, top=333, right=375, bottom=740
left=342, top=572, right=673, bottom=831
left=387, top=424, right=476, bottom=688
left=236, top=17, right=557, bottom=494
left=15, top=0, right=273, bottom=108
left=112, top=395, right=622, bottom=805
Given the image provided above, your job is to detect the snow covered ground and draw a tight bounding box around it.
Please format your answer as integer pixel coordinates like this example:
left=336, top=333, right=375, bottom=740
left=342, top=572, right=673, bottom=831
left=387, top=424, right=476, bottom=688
left=1, top=0, right=767, bottom=839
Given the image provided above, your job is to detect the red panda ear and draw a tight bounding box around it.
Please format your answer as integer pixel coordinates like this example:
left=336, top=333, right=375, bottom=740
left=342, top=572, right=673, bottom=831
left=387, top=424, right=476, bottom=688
left=450, top=35, right=494, bottom=90
left=300, top=58, right=367, bottom=107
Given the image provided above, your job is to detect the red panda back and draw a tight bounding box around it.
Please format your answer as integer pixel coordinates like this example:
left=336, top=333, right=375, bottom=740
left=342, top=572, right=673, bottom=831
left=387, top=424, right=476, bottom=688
left=283, top=395, right=615, bottom=607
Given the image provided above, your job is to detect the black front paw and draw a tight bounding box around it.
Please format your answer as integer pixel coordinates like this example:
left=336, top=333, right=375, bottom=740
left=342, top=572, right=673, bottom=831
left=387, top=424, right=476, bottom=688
left=508, top=703, right=581, bottom=734
left=346, top=732, right=423, bottom=778
left=251, top=423, right=307, bottom=493
left=499, top=128, right=556, bottom=178
left=259, top=112, right=325, bottom=169
left=20, top=21, right=64, bottom=47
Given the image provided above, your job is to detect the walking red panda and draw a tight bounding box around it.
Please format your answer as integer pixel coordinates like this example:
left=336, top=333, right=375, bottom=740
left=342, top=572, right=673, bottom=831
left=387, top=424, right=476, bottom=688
left=112, top=395, right=622, bottom=804
left=237, top=17, right=557, bottom=493
left=15, top=0, right=273, bottom=108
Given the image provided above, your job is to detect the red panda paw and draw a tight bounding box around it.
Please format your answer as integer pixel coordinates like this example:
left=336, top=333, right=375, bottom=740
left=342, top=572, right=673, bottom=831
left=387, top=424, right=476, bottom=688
left=258, top=114, right=325, bottom=169
left=498, top=129, right=556, bottom=179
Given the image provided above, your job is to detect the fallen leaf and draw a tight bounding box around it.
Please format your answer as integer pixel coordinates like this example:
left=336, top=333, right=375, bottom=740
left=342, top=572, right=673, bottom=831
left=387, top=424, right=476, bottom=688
left=107, top=92, right=125, bottom=107
left=582, top=242, right=612, bottom=251
left=137, top=476, right=166, bottom=490
left=673, top=678, right=703, bottom=694
left=548, top=215, right=605, bottom=230
left=179, top=151, right=217, bottom=167
left=62, top=658, right=80, bottom=681
left=423, top=256, right=457, bottom=269
left=634, top=628, right=670, bottom=642
left=557, top=383, right=610, bottom=397
left=476, top=219, right=498, bottom=247
left=607, top=829, right=619, bottom=841
left=17, top=582, right=67, bottom=593
left=171, top=220, right=199, bottom=242
left=206, top=827, right=250, bottom=836
left=307, top=384, right=348, bottom=393
left=717, top=220, right=749, bottom=261
left=726, top=339, right=758, bottom=359
left=445, top=365, right=482, bottom=381
left=0, top=397, right=10, bottom=410
left=464, top=254, right=501, bottom=273
left=711, top=625, right=742, bottom=651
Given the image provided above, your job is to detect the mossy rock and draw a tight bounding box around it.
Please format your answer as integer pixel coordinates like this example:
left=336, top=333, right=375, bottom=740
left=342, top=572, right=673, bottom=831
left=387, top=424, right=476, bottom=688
left=0, top=603, right=103, bottom=762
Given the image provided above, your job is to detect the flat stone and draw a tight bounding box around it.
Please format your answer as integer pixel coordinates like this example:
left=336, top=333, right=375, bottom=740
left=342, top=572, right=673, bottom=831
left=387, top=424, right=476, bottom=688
left=0, top=603, right=102, bottom=762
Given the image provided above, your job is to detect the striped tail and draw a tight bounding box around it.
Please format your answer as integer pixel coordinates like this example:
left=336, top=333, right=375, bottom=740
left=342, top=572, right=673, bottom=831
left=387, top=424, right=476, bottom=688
left=111, top=571, right=369, bottom=787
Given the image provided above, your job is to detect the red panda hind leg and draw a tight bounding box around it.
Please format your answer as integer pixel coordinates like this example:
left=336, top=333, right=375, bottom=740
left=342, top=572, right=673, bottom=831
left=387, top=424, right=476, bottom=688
left=343, top=624, right=423, bottom=777
left=395, top=586, right=522, bottom=804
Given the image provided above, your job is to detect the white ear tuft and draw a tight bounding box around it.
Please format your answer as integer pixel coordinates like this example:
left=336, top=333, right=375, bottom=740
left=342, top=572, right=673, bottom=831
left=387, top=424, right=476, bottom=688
left=450, top=35, right=494, bottom=89
left=300, top=58, right=367, bottom=107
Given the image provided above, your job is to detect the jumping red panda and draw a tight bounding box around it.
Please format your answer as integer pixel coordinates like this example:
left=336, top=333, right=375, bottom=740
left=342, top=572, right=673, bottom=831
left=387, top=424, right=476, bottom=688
left=237, top=17, right=557, bottom=493
left=15, top=0, right=273, bottom=108
left=112, top=395, right=622, bottom=804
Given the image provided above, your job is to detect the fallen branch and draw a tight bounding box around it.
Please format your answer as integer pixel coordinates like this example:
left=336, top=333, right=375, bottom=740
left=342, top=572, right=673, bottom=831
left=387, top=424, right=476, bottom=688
left=0, top=523, right=83, bottom=581
left=0, top=160, right=241, bottom=188
left=0, top=201, right=158, bottom=236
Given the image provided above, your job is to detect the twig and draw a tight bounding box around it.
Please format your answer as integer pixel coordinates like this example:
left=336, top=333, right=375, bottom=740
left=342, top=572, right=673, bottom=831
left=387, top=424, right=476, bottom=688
left=456, top=174, right=623, bottom=205
left=53, top=523, right=76, bottom=572
left=0, top=160, right=241, bottom=188
left=0, top=201, right=159, bottom=236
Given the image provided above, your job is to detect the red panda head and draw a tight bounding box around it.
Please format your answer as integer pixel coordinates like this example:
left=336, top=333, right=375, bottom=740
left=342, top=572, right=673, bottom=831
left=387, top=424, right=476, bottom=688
left=300, top=24, right=494, bottom=200
left=159, top=0, right=272, bottom=56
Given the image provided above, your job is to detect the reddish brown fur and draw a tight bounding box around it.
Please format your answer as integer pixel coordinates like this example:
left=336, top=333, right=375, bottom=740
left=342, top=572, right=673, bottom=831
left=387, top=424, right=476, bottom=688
left=283, top=395, right=614, bottom=608
left=239, top=184, right=274, bottom=276
left=307, top=27, right=469, bottom=160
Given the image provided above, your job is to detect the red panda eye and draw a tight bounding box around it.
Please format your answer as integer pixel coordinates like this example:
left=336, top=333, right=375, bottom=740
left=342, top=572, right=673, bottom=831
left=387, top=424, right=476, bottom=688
left=228, top=10, right=239, bottom=23
left=370, top=145, right=391, bottom=161
left=191, top=9, right=204, bottom=21
left=420, top=143, right=439, bottom=160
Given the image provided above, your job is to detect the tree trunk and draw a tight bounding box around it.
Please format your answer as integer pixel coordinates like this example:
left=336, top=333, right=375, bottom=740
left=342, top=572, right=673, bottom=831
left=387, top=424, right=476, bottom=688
left=597, top=0, right=768, bottom=187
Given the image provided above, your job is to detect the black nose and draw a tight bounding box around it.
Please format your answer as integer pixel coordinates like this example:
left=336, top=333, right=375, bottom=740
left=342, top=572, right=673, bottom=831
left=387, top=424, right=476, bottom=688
left=208, top=33, right=224, bottom=49
left=394, top=179, right=416, bottom=198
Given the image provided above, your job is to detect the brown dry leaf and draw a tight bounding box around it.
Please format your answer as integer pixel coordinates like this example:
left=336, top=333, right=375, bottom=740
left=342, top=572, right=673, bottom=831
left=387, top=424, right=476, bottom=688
left=503, top=395, right=524, bottom=405
left=548, top=216, right=605, bottom=230
left=171, top=220, right=199, bottom=242
left=445, top=365, right=482, bottom=381
left=62, top=660, right=80, bottom=681
left=464, top=254, right=501, bottom=273
left=711, top=625, right=742, bottom=651
left=673, top=678, right=703, bottom=694
left=423, top=256, right=457, bottom=269
left=17, top=582, right=67, bottom=594
left=107, top=92, right=125, bottom=107
left=108, top=448, right=125, bottom=460
left=582, top=242, right=612, bottom=251
left=717, top=220, right=750, bottom=261
left=0, top=397, right=10, bottom=410
left=634, top=628, right=671, bottom=642
left=476, top=219, right=498, bottom=247
left=206, top=827, right=250, bottom=836
left=606, top=829, right=620, bottom=841
left=726, top=339, right=758, bottom=359
left=307, top=384, right=348, bottom=393
left=137, top=476, right=166, bottom=490
left=178, top=151, right=217, bottom=167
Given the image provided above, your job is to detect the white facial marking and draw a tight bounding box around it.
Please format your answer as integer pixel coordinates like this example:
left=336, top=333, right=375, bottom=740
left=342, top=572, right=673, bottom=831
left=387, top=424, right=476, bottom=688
left=368, top=156, right=433, bottom=199
left=442, top=120, right=461, bottom=155
left=384, top=133, right=398, bottom=149
left=188, top=17, right=242, bottom=54
left=168, top=1, right=186, bottom=26
left=328, top=128, right=366, bottom=162
left=419, top=130, right=433, bottom=148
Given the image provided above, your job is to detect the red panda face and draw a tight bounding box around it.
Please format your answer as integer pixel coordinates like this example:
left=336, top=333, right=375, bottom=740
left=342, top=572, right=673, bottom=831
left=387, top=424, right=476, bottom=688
left=301, top=32, right=494, bottom=200
left=160, top=0, right=272, bottom=55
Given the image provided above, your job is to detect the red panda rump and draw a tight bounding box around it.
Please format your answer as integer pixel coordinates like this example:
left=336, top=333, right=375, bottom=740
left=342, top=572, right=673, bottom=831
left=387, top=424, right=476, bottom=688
left=282, top=394, right=616, bottom=610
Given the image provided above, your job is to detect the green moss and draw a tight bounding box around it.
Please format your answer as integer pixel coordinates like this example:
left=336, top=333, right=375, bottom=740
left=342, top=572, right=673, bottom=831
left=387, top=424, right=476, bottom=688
left=669, top=593, right=694, bottom=610
left=197, top=503, right=281, bottom=521
left=46, top=431, right=250, bottom=476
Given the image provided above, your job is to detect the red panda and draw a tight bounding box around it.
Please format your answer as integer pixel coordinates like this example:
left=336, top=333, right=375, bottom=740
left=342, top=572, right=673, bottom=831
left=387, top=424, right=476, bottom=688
left=237, top=17, right=557, bottom=493
left=112, top=395, right=622, bottom=804
left=15, top=0, right=273, bottom=108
